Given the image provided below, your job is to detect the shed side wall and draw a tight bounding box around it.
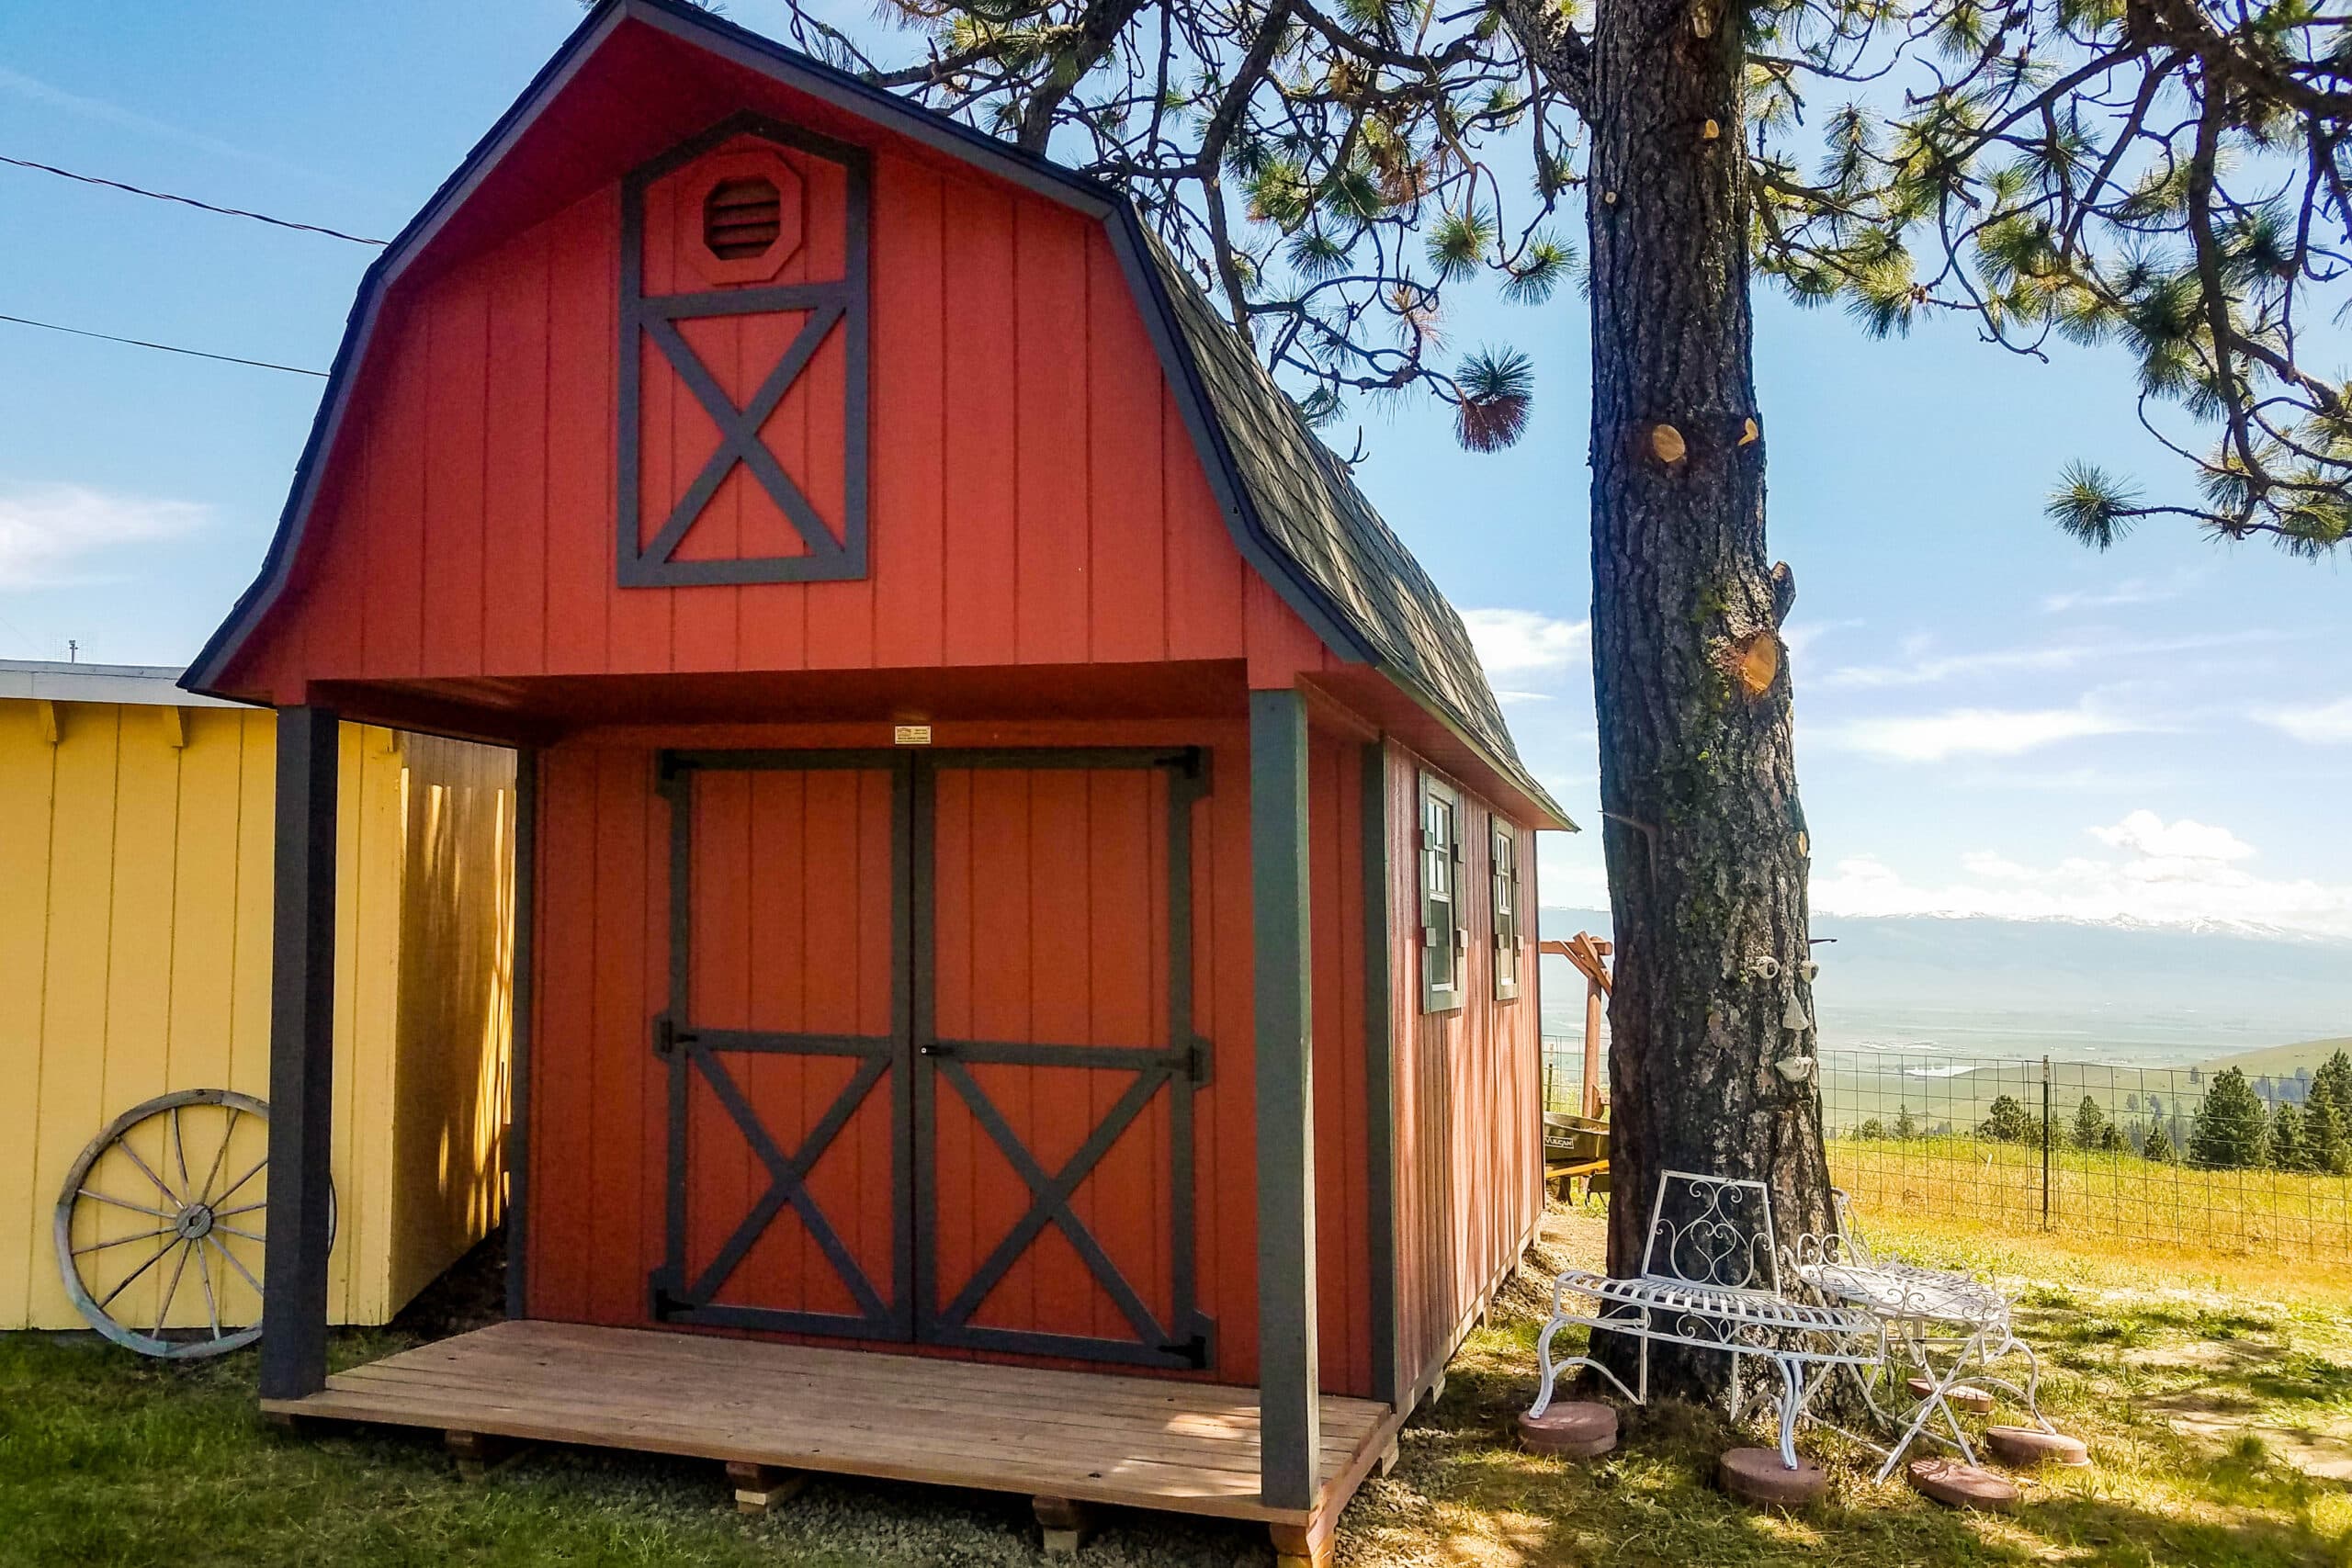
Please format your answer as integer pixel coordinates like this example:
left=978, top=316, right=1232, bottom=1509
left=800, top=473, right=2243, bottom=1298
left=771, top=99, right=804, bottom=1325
left=1385, top=739, right=1543, bottom=1399
left=0, top=702, right=511, bottom=1329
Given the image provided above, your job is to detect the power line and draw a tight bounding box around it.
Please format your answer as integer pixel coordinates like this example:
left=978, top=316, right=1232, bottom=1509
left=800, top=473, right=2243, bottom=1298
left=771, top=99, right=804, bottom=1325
left=0, top=152, right=387, bottom=246
left=0, top=310, right=327, bottom=377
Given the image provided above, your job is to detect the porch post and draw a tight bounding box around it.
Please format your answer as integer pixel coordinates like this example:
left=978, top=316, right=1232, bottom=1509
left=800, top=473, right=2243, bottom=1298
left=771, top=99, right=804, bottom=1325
left=1250, top=689, right=1317, bottom=1511
left=260, top=705, right=338, bottom=1401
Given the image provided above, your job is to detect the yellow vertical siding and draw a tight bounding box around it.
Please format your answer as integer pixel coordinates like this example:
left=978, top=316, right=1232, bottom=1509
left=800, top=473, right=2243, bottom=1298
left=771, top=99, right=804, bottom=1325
left=0, top=699, right=514, bottom=1331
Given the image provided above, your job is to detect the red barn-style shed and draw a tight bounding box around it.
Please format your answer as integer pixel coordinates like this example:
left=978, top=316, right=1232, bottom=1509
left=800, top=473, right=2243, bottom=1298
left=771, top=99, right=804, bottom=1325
left=187, top=2, right=1572, bottom=1558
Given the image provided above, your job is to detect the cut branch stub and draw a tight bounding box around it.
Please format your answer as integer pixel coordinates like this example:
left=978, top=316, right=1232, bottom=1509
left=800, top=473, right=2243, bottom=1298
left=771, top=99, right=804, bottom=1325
left=1701, top=118, right=1721, bottom=141
left=1723, top=630, right=1781, bottom=700
left=1647, top=423, right=1687, bottom=466
left=1738, top=417, right=1758, bottom=446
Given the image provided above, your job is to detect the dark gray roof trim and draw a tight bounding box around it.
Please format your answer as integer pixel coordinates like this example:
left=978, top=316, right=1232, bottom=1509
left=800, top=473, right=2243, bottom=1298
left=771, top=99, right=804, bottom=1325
left=183, top=0, right=1565, bottom=825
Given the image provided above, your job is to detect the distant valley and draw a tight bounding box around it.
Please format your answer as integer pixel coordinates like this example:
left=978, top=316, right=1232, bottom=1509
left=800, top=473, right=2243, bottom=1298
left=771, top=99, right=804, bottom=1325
left=1538, top=908, right=2352, bottom=1069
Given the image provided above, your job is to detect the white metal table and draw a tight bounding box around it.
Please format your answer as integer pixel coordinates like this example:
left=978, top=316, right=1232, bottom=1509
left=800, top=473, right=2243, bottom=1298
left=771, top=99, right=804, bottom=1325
left=1793, top=1216, right=2053, bottom=1480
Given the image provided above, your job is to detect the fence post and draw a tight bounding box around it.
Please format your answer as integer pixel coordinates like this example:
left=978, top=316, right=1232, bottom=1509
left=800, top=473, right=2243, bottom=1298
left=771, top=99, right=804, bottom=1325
left=2041, top=1055, right=2053, bottom=1231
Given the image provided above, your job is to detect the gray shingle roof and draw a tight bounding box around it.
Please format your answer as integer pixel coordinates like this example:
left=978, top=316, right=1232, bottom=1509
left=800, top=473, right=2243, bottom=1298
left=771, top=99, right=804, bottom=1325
left=1138, top=233, right=1570, bottom=826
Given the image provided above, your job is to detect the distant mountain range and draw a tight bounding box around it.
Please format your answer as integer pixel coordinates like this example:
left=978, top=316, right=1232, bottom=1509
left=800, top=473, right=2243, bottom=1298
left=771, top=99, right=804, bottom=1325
left=1538, top=908, right=2352, bottom=1068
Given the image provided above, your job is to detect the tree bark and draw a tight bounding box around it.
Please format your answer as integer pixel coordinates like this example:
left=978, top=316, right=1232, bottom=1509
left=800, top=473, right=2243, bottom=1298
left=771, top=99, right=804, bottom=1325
left=1583, top=0, right=1834, bottom=1398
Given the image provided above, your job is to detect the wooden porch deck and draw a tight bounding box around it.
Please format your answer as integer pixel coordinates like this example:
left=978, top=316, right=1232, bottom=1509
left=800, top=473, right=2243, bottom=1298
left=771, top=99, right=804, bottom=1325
left=263, top=1320, right=1397, bottom=1552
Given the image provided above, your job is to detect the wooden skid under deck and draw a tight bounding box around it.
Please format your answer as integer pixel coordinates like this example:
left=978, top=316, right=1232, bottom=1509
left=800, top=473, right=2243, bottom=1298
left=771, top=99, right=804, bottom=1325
left=263, top=1321, right=1396, bottom=1529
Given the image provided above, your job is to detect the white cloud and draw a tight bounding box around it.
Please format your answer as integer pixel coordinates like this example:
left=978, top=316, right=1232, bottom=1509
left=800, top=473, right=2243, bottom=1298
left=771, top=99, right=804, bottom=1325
left=2039, top=575, right=2187, bottom=614
left=1781, top=617, right=1860, bottom=659
left=1813, top=701, right=2155, bottom=762
left=0, top=66, right=329, bottom=181
left=0, top=483, right=208, bottom=590
left=1462, top=608, right=1589, bottom=678
left=2256, top=698, right=2352, bottom=745
left=1820, top=630, right=2281, bottom=691
left=2087, top=810, right=2254, bottom=864
left=1812, top=811, right=2352, bottom=939
left=1494, top=689, right=1554, bottom=704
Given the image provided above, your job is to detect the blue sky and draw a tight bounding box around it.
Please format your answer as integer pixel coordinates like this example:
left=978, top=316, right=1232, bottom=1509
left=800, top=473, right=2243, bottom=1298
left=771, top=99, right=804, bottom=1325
left=2, top=1, right=2347, bottom=940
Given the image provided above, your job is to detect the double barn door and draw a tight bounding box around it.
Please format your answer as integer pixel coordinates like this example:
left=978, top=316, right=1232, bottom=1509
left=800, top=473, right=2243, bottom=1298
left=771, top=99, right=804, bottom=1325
left=648, top=749, right=1214, bottom=1371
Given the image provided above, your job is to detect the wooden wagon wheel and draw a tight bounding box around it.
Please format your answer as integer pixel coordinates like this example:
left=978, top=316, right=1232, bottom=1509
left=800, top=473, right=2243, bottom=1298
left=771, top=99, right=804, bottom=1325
left=52, top=1089, right=333, bottom=1359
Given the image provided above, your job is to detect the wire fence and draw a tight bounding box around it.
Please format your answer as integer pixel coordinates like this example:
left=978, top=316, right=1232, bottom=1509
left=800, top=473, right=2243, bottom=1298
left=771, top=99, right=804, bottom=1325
left=1822, top=1050, right=2352, bottom=1260
left=1542, top=1038, right=1602, bottom=1117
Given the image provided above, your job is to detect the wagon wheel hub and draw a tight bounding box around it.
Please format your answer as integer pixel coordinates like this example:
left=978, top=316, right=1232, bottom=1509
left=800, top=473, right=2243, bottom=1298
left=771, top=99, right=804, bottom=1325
left=174, top=1204, right=216, bottom=1241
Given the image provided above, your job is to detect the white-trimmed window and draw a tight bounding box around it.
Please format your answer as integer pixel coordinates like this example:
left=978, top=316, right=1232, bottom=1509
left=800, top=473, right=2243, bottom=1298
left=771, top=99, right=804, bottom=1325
left=1491, top=820, right=1521, bottom=1001
left=1419, top=774, right=1464, bottom=1012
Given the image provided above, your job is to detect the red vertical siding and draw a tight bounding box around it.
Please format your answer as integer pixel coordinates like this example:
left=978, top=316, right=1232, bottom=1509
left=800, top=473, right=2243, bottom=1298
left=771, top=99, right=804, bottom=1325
left=1385, top=740, right=1544, bottom=1397
left=223, top=123, right=1331, bottom=696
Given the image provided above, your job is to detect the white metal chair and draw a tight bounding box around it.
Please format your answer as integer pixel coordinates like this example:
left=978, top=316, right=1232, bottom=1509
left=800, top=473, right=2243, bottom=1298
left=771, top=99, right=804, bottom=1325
left=1530, top=1171, right=1883, bottom=1471
left=1790, top=1191, right=2053, bottom=1480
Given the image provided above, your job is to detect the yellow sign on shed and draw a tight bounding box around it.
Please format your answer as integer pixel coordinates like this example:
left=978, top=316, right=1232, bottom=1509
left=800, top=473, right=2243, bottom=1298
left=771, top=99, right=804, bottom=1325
left=0, top=661, right=514, bottom=1332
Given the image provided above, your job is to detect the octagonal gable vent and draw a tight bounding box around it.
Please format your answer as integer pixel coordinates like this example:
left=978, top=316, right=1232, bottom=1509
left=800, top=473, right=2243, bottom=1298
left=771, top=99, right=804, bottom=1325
left=705, top=175, right=782, bottom=260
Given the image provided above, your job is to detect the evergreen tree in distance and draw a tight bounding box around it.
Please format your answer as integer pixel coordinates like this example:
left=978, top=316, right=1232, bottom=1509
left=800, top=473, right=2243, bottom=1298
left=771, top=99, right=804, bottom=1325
left=2188, top=1067, right=2269, bottom=1170
left=1982, top=1095, right=2034, bottom=1145
left=775, top=0, right=2352, bottom=1397
left=2143, top=1120, right=2178, bottom=1165
left=2269, top=1100, right=2306, bottom=1172
left=1892, top=1104, right=1917, bottom=1142
left=2312, top=1051, right=2352, bottom=1122
left=2072, top=1095, right=2107, bottom=1151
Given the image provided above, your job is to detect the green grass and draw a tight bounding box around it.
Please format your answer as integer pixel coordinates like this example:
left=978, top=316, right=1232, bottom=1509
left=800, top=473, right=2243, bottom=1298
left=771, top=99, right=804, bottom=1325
left=3, top=1216, right=2348, bottom=1567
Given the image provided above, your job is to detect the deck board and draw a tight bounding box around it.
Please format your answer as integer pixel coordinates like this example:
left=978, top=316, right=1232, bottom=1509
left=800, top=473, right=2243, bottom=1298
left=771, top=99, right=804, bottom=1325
left=265, top=1321, right=1396, bottom=1526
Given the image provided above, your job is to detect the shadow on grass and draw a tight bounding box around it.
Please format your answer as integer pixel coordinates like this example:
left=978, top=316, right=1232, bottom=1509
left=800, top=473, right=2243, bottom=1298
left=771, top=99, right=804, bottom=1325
left=1354, top=1231, right=2352, bottom=1568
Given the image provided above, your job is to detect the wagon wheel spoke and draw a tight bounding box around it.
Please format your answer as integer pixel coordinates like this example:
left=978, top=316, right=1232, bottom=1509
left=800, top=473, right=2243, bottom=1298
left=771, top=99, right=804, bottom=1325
left=194, top=1106, right=240, bottom=1206
left=195, top=1237, right=222, bottom=1340
left=117, top=1140, right=182, bottom=1208
left=73, top=1225, right=175, bottom=1257
left=171, top=1106, right=194, bottom=1203
left=153, top=1235, right=195, bottom=1339
left=96, top=1240, right=175, bottom=1310
left=213, top=1155, right=268, bottom=1208
left=213, top=1224, right=265, bottom=1244
left=77, top=1189, right=174, bottom=1221
left=210, top=1201, right=266, bottom=1220
left=205, top=1234, right=263, bottom=1296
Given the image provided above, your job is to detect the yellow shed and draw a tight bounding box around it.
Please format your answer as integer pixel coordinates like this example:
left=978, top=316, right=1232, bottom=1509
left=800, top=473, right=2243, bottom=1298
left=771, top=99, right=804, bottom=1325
left=0, top=660, right=514, bottom=1336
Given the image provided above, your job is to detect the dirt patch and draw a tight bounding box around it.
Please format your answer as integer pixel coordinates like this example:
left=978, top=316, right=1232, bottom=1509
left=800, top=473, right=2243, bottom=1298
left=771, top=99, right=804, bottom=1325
left=1538, top=1205, right=1608, bottom=1274
left=2147, top=1389, right=2352, bottom=1483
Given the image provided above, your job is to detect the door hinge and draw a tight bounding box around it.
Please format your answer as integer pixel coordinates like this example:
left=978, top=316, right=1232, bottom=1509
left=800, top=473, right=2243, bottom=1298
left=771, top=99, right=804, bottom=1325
left=653, top=1017, right=699, bottom=1059
left=1184, top=1036, right=1214, bottom=1087
left=1159, top=1322, right=1213, bottom=1370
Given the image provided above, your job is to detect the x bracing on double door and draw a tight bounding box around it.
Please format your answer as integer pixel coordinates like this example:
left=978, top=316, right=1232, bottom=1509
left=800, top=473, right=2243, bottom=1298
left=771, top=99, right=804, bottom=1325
left=660, top=1031, right=898, bottom=1334
left=927, top=1053, right=1178, bottom=1351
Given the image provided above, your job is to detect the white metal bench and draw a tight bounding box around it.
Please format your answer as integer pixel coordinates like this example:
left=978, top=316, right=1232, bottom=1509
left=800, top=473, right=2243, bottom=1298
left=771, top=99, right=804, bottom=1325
left=1530, top=1171, right=1883, bottom=1471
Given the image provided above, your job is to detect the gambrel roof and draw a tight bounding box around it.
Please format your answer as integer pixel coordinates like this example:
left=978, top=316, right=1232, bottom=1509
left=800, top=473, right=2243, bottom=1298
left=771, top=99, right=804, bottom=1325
left=184, top=0, right=1567, bottom=829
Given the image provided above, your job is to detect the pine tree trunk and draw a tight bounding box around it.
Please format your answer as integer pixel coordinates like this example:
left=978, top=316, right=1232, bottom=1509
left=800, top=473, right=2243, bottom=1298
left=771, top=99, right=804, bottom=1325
left=1585, top=0, right=1834, bottom=1399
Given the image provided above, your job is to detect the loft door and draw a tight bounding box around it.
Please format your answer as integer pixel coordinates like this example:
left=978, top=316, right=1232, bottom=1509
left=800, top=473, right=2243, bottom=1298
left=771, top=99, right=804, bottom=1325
left=650, top=748, right=1209, bottom=1370
left=650, top=757, right=912, bottom=1339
